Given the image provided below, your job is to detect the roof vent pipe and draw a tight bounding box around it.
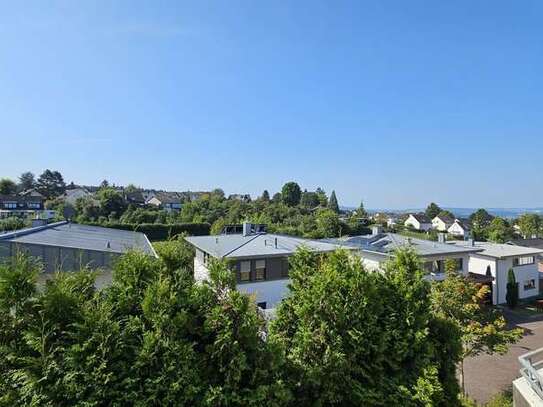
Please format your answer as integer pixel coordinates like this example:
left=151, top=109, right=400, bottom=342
left=275, top=237, right=277, bottom=248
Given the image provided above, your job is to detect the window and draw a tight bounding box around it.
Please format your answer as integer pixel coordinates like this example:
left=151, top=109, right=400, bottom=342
left=513, top=256, right=535, bottom=267
left=257, top=301, right=267, bottom=309
left=4, top=202, right=16, bottom=209
left=203, top=251, right=211, bottom=266
left=281, top=258, right=289, bottom=278
left=255, top=259, right=266, bottom=281
left=240, top=261, right=251, bottom=282
left=27, top=203, right=41, bottom=209
left=524, top=279, right=536, bottom=291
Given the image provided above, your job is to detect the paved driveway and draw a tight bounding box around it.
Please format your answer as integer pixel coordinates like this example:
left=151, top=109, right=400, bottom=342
left=464, top=309, right=543, bottom=404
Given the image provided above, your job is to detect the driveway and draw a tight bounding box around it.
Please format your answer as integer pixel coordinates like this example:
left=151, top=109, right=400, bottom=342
left=463, top=308, right=543, bottom=404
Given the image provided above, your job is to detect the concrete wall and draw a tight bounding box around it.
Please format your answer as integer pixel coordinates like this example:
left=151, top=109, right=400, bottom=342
left=0, top=241, right=120, bottom=273
left=237, top=279, right=291, bottom=309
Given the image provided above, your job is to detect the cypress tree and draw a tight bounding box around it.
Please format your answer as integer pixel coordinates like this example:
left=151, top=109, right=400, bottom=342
left=328, top=190, right=339, bottom=213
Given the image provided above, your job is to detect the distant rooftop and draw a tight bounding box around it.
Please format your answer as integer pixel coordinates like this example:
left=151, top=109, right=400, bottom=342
left=450, top=240, right=543, bottom=259
left=185, top=233, right=344, bottom=259
left=0, top=221, right=156, bottom=256
left=325, top=233, right=482, bottom=257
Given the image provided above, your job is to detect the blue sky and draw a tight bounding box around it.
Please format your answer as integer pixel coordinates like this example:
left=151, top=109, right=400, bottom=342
left=1, top=1, right=542, bottom=209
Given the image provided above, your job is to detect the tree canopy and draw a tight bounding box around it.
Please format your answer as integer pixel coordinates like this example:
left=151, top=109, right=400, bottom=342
left=425, top=202, right=442, bottom=219
left=281, top=182, right=302, bottom=207
left=0, top=178, right=17, bottom=195
left=327, top=190, right=339, bottom=213
left=36, top=169, right=66, bottom=199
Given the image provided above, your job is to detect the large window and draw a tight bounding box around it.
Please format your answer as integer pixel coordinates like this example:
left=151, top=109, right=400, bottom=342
left=240, top=261, right=251, bottom=282
left=513, top=256, right=535, bottom=267
left=27, top=203, right=41, bottom=209
left=203, top=251, right=211, bottom=266
left=4, top=202, right=17, bottom=209
left=255, top=259, right=266, bottom=281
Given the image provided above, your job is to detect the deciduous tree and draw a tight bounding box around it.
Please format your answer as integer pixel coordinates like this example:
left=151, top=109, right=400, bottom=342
left=281, top=182, right=301, bottom=206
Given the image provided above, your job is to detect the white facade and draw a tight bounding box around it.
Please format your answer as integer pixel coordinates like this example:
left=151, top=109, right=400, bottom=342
left=404, top=214, right=432, bottom=231
left=448, top=221, right=469, bottom=237
left=432, top=216, right=452, bottom=232
left=467, top=253, right=540, bottom=305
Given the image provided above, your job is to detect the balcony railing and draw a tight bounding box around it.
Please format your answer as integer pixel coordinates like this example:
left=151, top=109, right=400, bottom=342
left=519, top=348, right=543, bottom=400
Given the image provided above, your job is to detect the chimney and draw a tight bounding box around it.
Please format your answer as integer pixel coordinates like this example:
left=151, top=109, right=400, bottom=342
left=372, top=225, right=383, bottom=236
left=242, top=222, right=252, bottom=236
left=438, top=233, right=446, bottom=244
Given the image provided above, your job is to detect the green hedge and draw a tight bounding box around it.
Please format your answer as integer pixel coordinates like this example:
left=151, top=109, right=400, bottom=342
left=86, top=222, right=210, bottom=241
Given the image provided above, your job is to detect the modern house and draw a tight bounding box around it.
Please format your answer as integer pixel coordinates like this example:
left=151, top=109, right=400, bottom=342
left=0, top=194, right=53, bottom=219
left=448, top=219, right=471, bottom=238
left=0, top=221, right=156, bottom=288
left=432, top=214, right=455, bottom=232
left=404, top=213, right=432, bottom=231
left=184, top=223, right=344, bottom=309
left=508, top=238, right=543, bottom=273
left=146, top=192, right=183, bottom=212
left=450, top=240, right=543, bottom=305
left=326, top=228, right=483, bottom=281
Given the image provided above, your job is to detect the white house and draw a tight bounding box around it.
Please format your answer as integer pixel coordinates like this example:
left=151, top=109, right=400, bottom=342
left=404, top=213, right=432, bottom=231
left=184, top=223, right=344, bottom=309
left=63, top=187, right=92, bottom=205
left=146, top=192, right=183, bottom=212
left=432, top=214, right=455, bottom=232
left=448, top=219, right=470, bottom=238
left=450, top=241, right=543, bottom=305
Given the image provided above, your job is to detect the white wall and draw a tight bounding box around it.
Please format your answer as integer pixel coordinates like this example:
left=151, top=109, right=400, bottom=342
left=467, top=254, right=540, bottom=304
left=448, top=222, right=467, bottom=237
left=194, top=251, right=209, bottom=283
left=236, top=279, right=291, bottom=309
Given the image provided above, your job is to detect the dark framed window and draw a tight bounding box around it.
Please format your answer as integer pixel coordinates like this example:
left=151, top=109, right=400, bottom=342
left=513, top=256, right=535, bottom=267
left=524, top=279, right=536, bottom=290
left=257, top=302, right=267, bottom=309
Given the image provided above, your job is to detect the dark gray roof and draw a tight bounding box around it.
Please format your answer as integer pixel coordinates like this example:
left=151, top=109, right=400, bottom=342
left=434, top=214, right=455, bottom=224
left=0, top=194, right=43, bottom=203
left=0, top=221, right=156, bottom=256
left=325, top=233, right=482, bottom=257
left=509, top=238, right=543, bottom=250
left=185, top=233, right=346, bottom=259
left=152, top=192, right=182, bottom=204
left=409, top=213, right=431, bottom=223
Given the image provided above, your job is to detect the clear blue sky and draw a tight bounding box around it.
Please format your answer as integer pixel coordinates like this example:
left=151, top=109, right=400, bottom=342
left=1, top=1, right=542, bottom=209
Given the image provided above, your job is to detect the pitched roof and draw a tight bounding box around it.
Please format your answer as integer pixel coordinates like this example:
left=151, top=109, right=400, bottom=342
left=449, top=241, right=543, bottom=259
left=509, top=238, right=543, bottom=250
left=409, top=213, right=431, bottom=223
left=433, top=214, right=455, bottom=224
left=151, top=192, right=183, bottom=204
left=185, top=233, right=345, bottom=259
left=325, top=233, right=482, bottom=257
left=0, top=194, right=43, bottom=203
left=0, top=221, right=156, bottom=256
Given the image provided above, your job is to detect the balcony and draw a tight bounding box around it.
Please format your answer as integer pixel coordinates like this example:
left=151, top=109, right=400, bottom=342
left=514, top=348, right=543, bottom=406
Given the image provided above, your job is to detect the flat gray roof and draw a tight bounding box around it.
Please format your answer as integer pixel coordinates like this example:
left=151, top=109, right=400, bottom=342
left=0, top=221, right=156, bottom=256
left=449, top=241, right=543, bottom=259
left=325, top=233, right=483, bottom=257
left=185, top=233, right=345, bottom=259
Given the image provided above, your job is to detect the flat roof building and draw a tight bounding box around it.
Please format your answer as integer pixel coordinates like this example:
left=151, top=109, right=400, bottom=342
left=0, top=221, right=156, bottom=275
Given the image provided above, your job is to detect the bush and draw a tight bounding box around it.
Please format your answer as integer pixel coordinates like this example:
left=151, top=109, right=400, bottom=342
left=84, top=222, right=211, bottom=241
left=0, top=217, right=27, bottom=232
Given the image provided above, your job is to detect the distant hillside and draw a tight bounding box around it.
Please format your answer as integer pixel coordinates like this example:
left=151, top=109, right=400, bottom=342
left=343, top=207, right=543, bottom=219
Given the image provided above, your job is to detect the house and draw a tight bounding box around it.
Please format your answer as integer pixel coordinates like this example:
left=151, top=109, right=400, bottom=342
left=450, top=240, right=543, bottom=305
left=448, top=219, right=470, bottom=238
left=432, top=214, right=455, bottom=232
left=325, top=228, right=482, bottom=281
left=184, top=222, right=344, bottom=309
left=228, top=194, right=251, bottom=202
left=63, top=187, right=92, bottom=205
left=124, top=191, right=146, bottom=206
left=387, top=215, right=399, bottom=228
left=20, top=189, right=45, bottom=198
left=404, top=213, right=432, bottom=231
left=146, top=192, right=183, bottom=212
left=0, top=221, right=156, bottom=288
left=508, top=238, right=543, bottom=273
left=0, top=194, right=53, bottom=219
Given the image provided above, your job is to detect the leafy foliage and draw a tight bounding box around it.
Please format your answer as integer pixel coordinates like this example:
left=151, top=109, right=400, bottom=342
left=0, top=178, right=17, bottom=195
left=271, top=247, right=460, bottom=406
left=36, top=169, right=66, bottom=199
left=0, top=252, right=291, bottom=406
left=505, top=269, right=519, bottom=309
left=281, top=182, right=302, bottom=207
left=425, top=202, right=442, bottom=219
left=431, top=270, right=522, bottom=394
